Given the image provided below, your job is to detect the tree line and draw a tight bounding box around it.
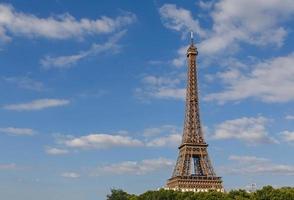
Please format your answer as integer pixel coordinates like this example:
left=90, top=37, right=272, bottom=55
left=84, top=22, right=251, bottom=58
left=107, top=186, right=294, bottom=200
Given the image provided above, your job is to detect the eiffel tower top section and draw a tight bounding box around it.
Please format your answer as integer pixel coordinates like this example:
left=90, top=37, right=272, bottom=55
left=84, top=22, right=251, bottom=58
left=181, top=32, right=205, bottom=147
left=186, top=32, right=198, bottom=56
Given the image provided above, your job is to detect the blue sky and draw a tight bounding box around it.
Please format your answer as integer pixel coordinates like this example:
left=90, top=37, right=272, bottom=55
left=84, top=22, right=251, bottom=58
left=0, top=0, right=294, bottom=199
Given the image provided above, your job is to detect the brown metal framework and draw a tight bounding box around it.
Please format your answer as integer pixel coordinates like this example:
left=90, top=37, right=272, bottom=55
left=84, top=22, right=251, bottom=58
left=166, top=37, right=223, bottom=192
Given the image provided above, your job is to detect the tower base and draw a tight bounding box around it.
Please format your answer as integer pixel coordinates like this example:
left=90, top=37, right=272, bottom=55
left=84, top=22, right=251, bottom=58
left=166, top=176, right=224, bottom=192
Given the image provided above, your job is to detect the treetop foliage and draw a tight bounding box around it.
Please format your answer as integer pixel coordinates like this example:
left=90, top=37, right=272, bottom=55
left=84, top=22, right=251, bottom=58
left=106, top=186, right=294, bottom=200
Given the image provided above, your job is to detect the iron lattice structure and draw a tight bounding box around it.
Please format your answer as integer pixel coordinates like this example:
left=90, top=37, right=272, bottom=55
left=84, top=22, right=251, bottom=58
left=166, top=37, right=223, bottom=192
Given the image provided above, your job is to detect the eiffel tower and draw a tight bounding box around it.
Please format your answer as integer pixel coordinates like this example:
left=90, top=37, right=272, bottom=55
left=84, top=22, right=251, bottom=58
left=166, top=33, right=223, bottom=192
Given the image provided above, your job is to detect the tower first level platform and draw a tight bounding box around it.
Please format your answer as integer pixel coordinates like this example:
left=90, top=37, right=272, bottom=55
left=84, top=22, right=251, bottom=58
left=166, top=176, right=223, bottom=192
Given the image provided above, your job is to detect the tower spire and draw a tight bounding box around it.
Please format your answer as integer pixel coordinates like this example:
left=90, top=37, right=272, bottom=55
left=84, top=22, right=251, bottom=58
left=165, top=33, right=223, bottom=192
left=190, top=31, right=194, bottom=45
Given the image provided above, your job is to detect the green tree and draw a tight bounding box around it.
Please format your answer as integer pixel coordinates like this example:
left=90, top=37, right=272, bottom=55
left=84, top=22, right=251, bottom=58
left=107, top=189, right=132, bottom=200
left=138, top=189, right=178, bottom=200
left=105, top=186, right=294, bottom=200
left=228, top=189, right=252, bottom=200
left=254, top=186, right=294, bottom=200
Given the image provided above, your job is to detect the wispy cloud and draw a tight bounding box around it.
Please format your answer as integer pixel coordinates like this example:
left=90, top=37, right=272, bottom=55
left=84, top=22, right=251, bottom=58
left=159, top=4, right=206, bottom=38
left=63, top=133, right=143, bottom=149
left=143, top=125, right=180, bottom=137
left=160, top=1, right=294, bottom=56
left=0, top=127, right=36, bottom=136
left=135, top=74, right=186, bottom=101
left=96, top=158, right=174, bottom=175
left=41, top=53, right=88, bottom=69
left=0, top=163, right=17, bottom=170
left=40, top=30, right=127, bottom=69
left=212, top=116, right=278, bottom=144
left=285, top=115, right=294, bottom=120
left=228, top=155, right=269, bottom=164
left=143, top=125, right=182, bottom=147
left=45, top=147, right=69, bottom=155
left=205, top=54, right=294, bottom=103
left=49, top=125, right=183, bottom=152
left=198, top=1, right=215, bottom=10
left=222, top=155, right=294, bottom=175
left=280, top=131, right=294, bottom=143
left=0, top=4, right=135, bottom=41
left=61, top=172, right=80, bottom=178
left=146, top=134, right=181, bottom=147
left=200, top=0, right=294, bottom=53
left=158, top=2, right=294, bottom=105
left=2, top=76, right=44, bottom=91
left=170, top=45, right=188, bottom=67
left=3, top=98, right=70, bottom=111
left=159, top=0, right=294, bottom=71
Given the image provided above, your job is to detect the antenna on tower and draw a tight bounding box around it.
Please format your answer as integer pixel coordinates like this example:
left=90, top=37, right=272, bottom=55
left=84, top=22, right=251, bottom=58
left=190, top=31, right=194, bottom=45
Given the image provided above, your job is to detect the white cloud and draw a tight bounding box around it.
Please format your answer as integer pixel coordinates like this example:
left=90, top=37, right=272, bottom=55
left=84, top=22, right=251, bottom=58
left=212, top=116, right=278, bottom=144
left=156, top=2, right=294, bottom=106
left=0, top=127, right=36, bottom=136
left=3, top=98, right=70, bottom=111
left=198, top=1, right=215, bottom=10
left=144, top=125, right=182, bottom=147
left=248, top=164, right=294, bottom=175
left=135, top=74, right=186, bottom=100
left=280, top=131, right=294, bottom=143
left=40, top=30, right=126, bottom=69
left=50, top=125, right=182, bottom=151
left=142, top=75, right=182, bottom=87
left=143, top=127, right=164, bottom=137
left=0, top=163, right=16, bottom=170
left=223, top=155, right=294, bottom=175
left=96, top=158, right=174, bottom=175
left=41, top=53, right=87, bottom=69
left=153, top=88, right=185, bottom=100
left=229, top=155, right=269, bottom=163
left=285, top=115, right=294, bottom=120
left=160, top=1, right=294, bottom=57
left=143, top=125, right=179, bottom=137
left=200, top=0, right=294, bottom=55
left=2, top=76, right=44, bottom=91
left=171, top=45, right=188, bottom=67
left=159, top=4, right=205, bottom=38
left=146, top=134, right=181, bottom=147
left=205, top=54, right=294, bottom=103
left=61, top=172, right=80, bottom=178
left=63, top=133, right=143, bottom=149
left=0, top=4, right=135, bottom=41
left=45, top=147, right=69, bottom=155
